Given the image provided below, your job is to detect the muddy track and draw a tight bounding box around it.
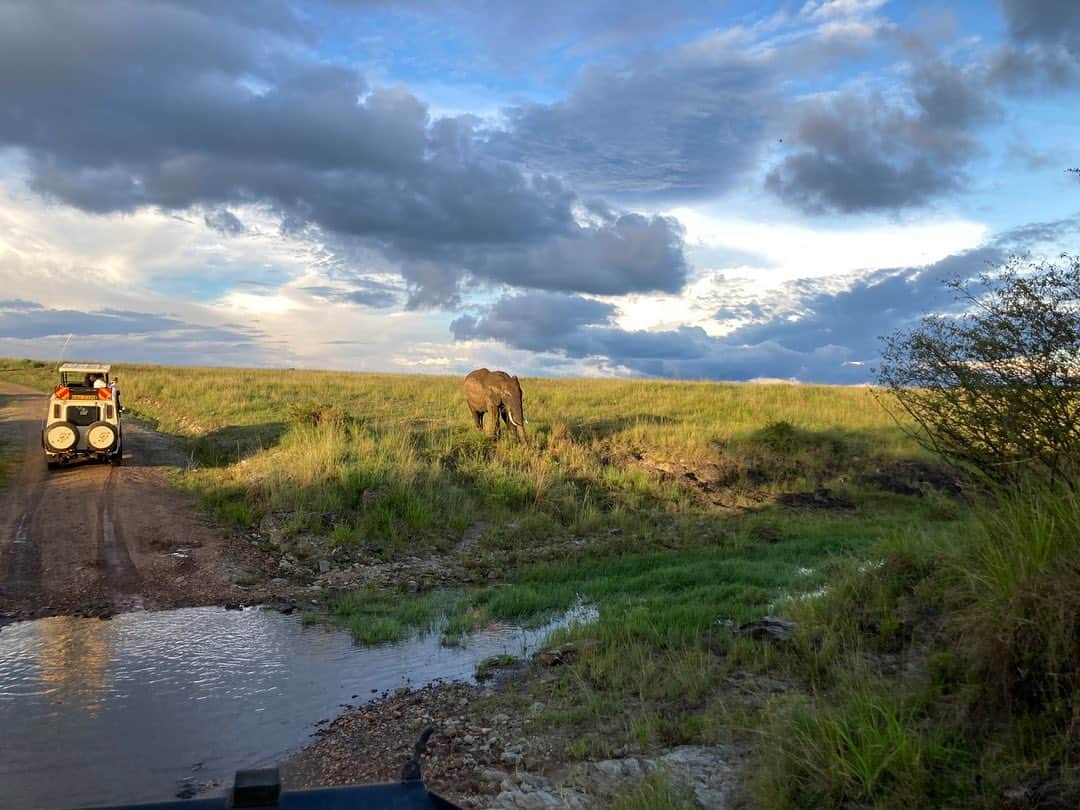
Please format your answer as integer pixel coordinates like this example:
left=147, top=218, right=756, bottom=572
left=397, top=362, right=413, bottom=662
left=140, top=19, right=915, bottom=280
left=0, top=382, right=276, bottom=622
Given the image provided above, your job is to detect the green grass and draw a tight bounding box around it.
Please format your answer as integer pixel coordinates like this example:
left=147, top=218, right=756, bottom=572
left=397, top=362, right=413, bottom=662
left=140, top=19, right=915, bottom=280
left=749, top=481, right=1080, bottom=807
left=307, top=587, right=473, bottom=645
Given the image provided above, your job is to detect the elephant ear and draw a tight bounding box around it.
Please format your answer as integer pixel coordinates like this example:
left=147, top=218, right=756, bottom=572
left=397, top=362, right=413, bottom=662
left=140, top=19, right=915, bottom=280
left=512, top=375, right=519, bottom=381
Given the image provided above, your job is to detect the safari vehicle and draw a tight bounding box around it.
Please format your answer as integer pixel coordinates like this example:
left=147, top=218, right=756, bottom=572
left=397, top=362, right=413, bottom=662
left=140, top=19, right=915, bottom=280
left=43, top=362, right=123, bottom=468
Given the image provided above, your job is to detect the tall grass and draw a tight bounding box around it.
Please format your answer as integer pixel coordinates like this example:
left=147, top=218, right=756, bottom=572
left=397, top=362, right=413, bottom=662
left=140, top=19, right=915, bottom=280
left=750, top=480, right=1080, bottom=807
left=961, top=482, right=1080, bottom=719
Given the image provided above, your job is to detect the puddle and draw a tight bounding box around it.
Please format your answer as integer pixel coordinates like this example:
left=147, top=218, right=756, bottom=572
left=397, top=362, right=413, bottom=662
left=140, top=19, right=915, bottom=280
left=0, top=604, right=593, bottom=809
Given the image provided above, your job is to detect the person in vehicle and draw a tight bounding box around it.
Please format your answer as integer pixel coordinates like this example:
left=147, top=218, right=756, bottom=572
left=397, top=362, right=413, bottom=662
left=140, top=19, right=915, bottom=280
left=92, top=374, right=107, bottom=389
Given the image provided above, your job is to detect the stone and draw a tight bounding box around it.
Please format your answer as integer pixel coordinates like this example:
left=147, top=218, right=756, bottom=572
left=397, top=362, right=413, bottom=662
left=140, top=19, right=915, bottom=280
left=734, top=616, right=797, bottom=644
left=480, top=767, right=510, bottom=784
left=317, top=560, right=332, bottom=574
left=536, top=639, right=601, bottom=667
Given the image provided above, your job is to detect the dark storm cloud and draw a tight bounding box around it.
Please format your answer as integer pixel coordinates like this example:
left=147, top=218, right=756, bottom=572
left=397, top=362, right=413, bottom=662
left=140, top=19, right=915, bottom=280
left=452, top=292, right=870, bottom=382
left=989, top=0, right=1080, bottom=89
left=444, top=213, right=687, bottom=297
left=487, top=47, right=774, bottom=199
left=766, top=58, right=998, bottom=213
left=450, top=291, right=615, bottom=351
left=452, top=217, right=1080, bottom=382
left=999, top=0, right=1080, bottom=50
left=484, top=12, right=892, bottom=202
left=0, top=301, right=263, bottom=344
left=0, top=0, right=688, bottom=305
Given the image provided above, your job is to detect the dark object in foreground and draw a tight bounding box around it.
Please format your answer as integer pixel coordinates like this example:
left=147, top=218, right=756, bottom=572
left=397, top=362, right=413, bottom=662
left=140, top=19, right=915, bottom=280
left=87, top=768, right=459, bottom=810
left=88, top=727, right=459, bottom=809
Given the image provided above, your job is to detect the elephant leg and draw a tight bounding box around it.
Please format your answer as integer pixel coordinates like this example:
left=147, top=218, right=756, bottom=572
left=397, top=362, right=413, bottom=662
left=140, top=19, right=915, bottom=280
left=472, top=409, right=484, bottom=430
left=484, top=407, right=499, bottom=438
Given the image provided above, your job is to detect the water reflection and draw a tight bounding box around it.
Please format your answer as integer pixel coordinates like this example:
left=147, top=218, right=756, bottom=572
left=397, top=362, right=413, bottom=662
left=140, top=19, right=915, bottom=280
left=36, top=616, right=110, bottom=719
left=0, top=605, right=592, bottom=809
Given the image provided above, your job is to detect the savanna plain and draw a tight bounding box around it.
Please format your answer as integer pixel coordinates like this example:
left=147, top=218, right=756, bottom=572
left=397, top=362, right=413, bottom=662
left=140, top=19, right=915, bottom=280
left=1, top=359, right=1076, bottom=808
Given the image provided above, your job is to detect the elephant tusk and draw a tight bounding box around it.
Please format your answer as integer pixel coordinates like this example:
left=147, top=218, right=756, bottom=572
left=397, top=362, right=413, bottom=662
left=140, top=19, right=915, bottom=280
left=507, top=412, right=522, bottom=428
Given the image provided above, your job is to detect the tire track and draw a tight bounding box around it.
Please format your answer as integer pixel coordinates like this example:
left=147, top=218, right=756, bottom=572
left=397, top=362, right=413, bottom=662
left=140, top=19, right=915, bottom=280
left=0, top=510, right=42, bottom=598
left=2, top=379, right=270, bottom=620
left=100, top=467, right=145, bottom=611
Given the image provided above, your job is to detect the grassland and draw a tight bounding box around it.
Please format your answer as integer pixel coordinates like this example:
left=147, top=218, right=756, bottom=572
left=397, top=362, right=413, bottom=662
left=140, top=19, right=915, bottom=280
left=5, top=358, right=1072, bottom=806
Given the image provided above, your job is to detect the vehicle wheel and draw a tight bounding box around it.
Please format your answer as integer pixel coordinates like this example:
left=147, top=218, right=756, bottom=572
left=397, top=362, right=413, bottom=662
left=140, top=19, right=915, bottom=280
left=46, top=460, right=58, bottom=470
left=44, top=421, right=79, bottom=453
left=110, top=453, right=123, bottom=467
left=86, top=421, right=118, bottom=453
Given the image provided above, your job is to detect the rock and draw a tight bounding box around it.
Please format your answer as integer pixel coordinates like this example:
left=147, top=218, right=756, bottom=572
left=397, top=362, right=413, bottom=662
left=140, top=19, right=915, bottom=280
left=657, top=746, right=743, bottom=808
left=1001, top=785, right=1032, bottom=809
left=536, top=639, right=601, bottom=667
left=480, top=767, right=511, bottom=784
left=735, top=616, right=797, bottom=644
left=501, top=750, right=523, bottom=766
left=317, top=559, right=332, bottom=574
left=269, top=578, right=289, bottom=587
left=488, top=772, right=592, bottom=810
left=406, top=579, right=419, bottom=593
left=563, top=745, right=744, bottom=808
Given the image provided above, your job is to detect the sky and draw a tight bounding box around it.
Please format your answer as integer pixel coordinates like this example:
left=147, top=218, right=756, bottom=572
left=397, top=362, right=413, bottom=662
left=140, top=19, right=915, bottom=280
left=0, top=0, right=1077, bottom=382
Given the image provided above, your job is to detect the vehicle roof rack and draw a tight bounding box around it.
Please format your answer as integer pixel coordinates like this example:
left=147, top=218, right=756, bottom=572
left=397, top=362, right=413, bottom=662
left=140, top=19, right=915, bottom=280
left=59, top=362, right=112, bottom=373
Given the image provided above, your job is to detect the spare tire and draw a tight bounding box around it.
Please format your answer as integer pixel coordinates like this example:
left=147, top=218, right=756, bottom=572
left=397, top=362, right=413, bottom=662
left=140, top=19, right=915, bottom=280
left=85, top=421, right=118, bottom=452
left=45, top=421, right=79, bottom=452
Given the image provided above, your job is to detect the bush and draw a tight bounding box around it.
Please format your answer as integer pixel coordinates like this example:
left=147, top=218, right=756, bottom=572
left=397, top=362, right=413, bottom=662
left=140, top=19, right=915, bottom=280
left=877, top=256, right=1080, bottom=486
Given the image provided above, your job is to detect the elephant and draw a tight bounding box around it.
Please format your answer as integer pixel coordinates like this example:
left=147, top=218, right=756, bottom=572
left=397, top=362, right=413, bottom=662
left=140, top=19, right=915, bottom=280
left=464, top=368, right=527, bottom=444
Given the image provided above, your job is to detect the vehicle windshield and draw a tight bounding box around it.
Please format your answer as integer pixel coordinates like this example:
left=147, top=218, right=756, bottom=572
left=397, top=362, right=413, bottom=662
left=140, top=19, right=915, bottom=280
left=60, top=371, right=109, bottom=388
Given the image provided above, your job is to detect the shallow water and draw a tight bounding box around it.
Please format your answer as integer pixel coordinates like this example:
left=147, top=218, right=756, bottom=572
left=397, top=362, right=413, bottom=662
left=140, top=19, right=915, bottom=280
left=0, top=605, right=589, bottom=809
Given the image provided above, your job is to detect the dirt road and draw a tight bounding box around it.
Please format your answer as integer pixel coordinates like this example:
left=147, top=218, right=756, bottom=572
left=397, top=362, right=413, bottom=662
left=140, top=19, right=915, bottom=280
left=0, top=382, right=275, bottom=622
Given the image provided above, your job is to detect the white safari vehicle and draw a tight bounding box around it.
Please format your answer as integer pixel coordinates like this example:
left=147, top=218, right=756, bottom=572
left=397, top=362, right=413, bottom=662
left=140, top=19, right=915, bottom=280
left=43, top=363, right=123, bottom=468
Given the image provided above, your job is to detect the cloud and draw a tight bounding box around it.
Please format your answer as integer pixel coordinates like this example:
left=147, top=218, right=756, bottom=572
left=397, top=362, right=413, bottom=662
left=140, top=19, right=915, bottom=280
left=999, top=0, right=1080, bottom=51
left=484, top=9, right=891, bottom=203
left=766, top=56, right=998, bottom=213
left=451, top=216, right=1080, bottom=382
left=0, top=0, right=689, bottom=306
left=988, top=0, right=1080, bottom=90
left=303, top=279, right=404, bottom=309
left=203, top=208, right=247, bottom=236
left=451, top=291, right=615, bottom=351
left=0, top=300, right=262, bottom=343
left=487, top=43, right=775, bottom=200
left=452, top=291, right=870, bottom=381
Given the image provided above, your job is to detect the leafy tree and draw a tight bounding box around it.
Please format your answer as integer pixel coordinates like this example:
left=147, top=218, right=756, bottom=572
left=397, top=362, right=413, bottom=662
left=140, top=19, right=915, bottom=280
left=876, top=255, right=1080, bottom=485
